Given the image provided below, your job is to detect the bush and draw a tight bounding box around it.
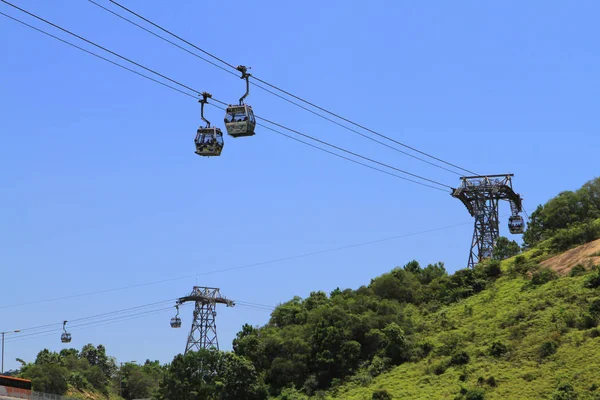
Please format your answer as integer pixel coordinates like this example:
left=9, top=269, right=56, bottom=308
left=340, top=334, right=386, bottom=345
left=433, top=361, right=448, bottom=375
left=551, top=220, right=600, bottom=252
left=539, top=341, right=559, bottom=358
left=589, top=299, right=600, bottom=319
left=450, top=351, right=470, bottom=366
left=531, top=268, right=558, bottom=286
left=280, top=387, right=310, bottom=400
left=372, top=389, right=393, bottom=400
left=67, top=372, right=90, bottom=390
left=570, top=264, right=587, bottom=277
left=488, top=341, right=508, bottom=358
left=486, top=376, right=497, bottom=387
left=552, top=382, right=578, bottom=400
left=509, top=256, right=531, bottom=276
left=585, top=271, right=600, bottom=289
left=368, top=356, right=391, bottom=377
left=562, top=310, right=579, bottom=328
left=351, top=370, right=372, bottom=386
left=578, top=313, right=598, bottom=330
left=483, top=260, right=502, bottom=279
left=522, top=371, right=539, bottom=382
left=464, top=388, right=486, bottom=400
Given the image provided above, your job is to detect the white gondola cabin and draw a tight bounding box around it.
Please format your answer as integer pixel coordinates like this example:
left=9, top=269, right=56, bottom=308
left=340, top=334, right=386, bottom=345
left=224, top=65, right=256, bottom=138
left=508, top=215, right=524, bottom=234
left=224, top=104, right=256, bottom=138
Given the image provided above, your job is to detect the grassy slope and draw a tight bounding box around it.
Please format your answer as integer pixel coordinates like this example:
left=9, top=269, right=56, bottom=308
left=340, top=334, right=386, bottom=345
left=328, top=260, right=600, bottom=399
left=66, top=386, right=123, bottom=400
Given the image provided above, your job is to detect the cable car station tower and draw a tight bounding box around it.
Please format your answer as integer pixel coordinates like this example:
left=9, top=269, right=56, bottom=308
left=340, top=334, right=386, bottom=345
left=451, top=174, right=524, bottom=269
left=171, top=286, right=235, bottom=354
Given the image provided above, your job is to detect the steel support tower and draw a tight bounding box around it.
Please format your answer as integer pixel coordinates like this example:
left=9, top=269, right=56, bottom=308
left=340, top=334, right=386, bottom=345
left=175, top=286, right=235, bottom=354
left=451, top=174, right=524, bottom=269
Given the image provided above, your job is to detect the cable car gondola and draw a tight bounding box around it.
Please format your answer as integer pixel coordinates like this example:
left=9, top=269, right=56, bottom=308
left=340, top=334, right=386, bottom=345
left=61, top=320, right=72, bottom=343
left=508, top=215, right=525, bottom=234
left=224, top=65, right=256, bottom=138
left=195, top=92, right=224, bottom=157
left=170, top=304, right=182, bottom=328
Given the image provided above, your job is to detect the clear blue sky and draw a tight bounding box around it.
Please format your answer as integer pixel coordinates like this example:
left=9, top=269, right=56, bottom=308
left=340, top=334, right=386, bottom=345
left=1, top=0, right=598, bottom=371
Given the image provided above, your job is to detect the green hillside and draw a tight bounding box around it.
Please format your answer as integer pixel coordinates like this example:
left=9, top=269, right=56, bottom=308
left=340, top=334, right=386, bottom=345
left=329, top=250, right=600, bottom=400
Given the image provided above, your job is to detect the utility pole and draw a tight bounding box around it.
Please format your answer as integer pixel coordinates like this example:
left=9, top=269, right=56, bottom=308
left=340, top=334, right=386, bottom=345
left=451, top=174, right=524, bottom=268
left=1, top=330, right=20, bottom=374
left=171, top=286, right=234, bottom=354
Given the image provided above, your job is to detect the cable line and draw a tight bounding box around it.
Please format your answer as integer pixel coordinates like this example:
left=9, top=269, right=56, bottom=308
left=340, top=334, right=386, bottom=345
left=1, top=0, right=200, bottom=95
left=207, top=103, right=451, bottom=191
left=105, top=0, right=478, bottom=176
left=0, top=220, right=472, bottom=310
left=87, top=0, right=238, bottom=78
left=4, top=306, right=177, bottom=343
left=0, top=11, right=197, bottom=99
left=253, top=113, right=453, bottom=190
left=3, top=299, right=273, bottom=344
left=11, top=299, right=176, bottom=334
left=257, top=119, right=451, bottom=191
left=86, top=0, right=462, bottom=176
left=0, top=5, right=452, bottom=191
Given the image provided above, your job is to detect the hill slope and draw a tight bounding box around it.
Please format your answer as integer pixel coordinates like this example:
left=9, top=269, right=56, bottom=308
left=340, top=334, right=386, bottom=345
left=328, top=247, right=600, bottom=400
left=541, top=237, right=600, bottom=276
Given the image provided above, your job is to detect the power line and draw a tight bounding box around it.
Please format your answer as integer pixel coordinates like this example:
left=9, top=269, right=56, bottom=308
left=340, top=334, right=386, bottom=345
left=208, top=103, right=451, bottom=192
left=0, top=220, right=472, bottom=310
left=0, top=4, right=453, bottom=192
left=105, top=0, right=478, bottom=176
left=3, top=298, right=276, bottom=344
left=87, top=0, right=238, bottom=78
left=9, top=299, right=176, bottom=335
left=0, top=11, right=197, bottom=99
left=0, top=0, right=199, bottom=95
left=253, top=113, right=453, bottom=190
left=4, top=301, right=275, bottom=344
left=4, top=306, right=177, bottom=344
left=87, top=0, right=462, bottom=177
left=257, top=120, right=451, bottom=191
left=2, top=5, right=447, bottom=191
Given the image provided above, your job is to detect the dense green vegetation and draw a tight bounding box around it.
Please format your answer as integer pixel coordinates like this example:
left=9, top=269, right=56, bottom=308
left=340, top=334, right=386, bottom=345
left=524, top=177, right=600, bottom=251
left=10, top=344, right=162, bottom=399
left=9, top=176, right=600, bottom=399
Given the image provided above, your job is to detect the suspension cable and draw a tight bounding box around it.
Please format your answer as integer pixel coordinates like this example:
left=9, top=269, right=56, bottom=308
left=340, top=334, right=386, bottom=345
left=87, top=0, right=462, bottom=176
left=0, top=3, right=453, bottom=191
left=103, top=0, right=478, bottom=176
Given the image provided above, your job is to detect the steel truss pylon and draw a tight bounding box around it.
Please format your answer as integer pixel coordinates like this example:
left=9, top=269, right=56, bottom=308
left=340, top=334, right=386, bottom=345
left=451, top=174, right=524, bottom=269
left=174, top=286, right=235, bottom=354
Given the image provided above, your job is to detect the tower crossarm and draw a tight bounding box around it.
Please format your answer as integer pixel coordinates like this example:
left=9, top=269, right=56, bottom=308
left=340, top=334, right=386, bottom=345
left=177, top=295, right=235, bottom=307
left=177, top=286, right=235, bottom=307
left=451, top=174, right=523, bottom=216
